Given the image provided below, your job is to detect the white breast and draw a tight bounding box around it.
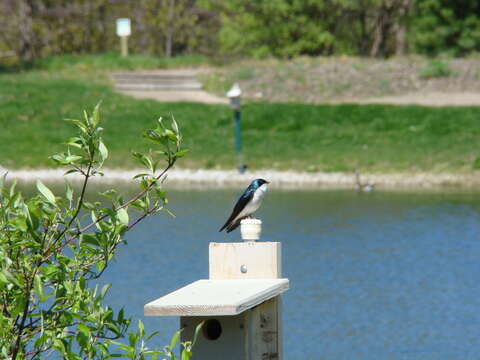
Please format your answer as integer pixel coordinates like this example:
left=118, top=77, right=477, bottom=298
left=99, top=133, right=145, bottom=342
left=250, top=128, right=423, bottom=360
left=235, top=183, right=268, bottom=221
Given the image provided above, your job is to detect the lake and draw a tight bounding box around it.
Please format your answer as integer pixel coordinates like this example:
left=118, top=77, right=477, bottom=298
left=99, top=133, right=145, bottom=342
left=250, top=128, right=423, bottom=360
left=91, top=187, right=480, bottom=359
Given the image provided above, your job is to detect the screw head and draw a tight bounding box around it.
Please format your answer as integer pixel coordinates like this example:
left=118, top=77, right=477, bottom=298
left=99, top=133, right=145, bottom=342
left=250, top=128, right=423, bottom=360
left=240, top=264, right=248, bottom=273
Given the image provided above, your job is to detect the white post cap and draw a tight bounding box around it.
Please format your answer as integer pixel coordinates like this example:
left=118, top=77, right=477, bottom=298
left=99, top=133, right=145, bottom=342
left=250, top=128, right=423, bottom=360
left=226, top=83, right=242, bottom=98
left=240, top=218, right=262, bottom=241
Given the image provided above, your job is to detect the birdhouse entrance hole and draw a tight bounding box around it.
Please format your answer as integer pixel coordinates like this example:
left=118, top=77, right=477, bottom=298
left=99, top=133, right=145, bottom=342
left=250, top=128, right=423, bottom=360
left=203, top=319, right=222, bottom=340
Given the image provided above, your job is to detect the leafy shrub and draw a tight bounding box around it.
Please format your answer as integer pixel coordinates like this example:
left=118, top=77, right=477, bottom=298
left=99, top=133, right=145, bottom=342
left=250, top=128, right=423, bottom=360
left=0, top=103, right=198, bottom=359
left=419, top=59, right=453, bottom=78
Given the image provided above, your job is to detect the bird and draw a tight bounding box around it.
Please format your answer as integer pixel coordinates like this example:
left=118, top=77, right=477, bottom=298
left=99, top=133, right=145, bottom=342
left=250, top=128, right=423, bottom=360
left=354, top=169, right=375, bottom=192
left=219, top=178, right=269, bottom=233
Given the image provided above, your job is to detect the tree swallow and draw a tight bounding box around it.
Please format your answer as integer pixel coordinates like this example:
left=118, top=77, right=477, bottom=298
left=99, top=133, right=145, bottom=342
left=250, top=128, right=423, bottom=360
left=219, top=178, right=270, bottom=233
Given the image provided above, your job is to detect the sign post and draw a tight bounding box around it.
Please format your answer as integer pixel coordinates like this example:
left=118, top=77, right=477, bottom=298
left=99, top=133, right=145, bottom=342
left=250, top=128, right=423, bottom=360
left=227, top=83, right=247, bottom=174
left=116, top=18, right=131, bottom=57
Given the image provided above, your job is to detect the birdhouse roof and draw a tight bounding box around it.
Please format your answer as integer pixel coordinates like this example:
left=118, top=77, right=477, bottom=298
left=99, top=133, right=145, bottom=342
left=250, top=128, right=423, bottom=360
left=144, top=279, right=289, bottom=316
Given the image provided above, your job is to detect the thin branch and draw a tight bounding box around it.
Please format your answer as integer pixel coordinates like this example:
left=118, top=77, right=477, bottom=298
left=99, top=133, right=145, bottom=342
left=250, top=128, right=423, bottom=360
left=127, top=205, right=162, bottom=232
left=53, top=160, right=93, bottom=243
left=72, top=160, right=173, bottom=238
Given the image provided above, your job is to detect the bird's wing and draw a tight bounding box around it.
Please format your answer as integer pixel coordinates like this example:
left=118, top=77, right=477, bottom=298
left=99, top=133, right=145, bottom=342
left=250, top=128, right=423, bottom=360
left=219, top=190, right=254, bottom=232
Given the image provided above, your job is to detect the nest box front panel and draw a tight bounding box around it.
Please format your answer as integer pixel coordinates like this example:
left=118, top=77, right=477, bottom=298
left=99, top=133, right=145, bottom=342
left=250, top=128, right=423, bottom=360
left=181, top=315, right=245, bottom=360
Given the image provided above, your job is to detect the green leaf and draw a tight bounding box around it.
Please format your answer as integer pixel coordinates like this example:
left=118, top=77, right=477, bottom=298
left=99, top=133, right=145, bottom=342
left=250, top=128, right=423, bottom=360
left=146, top=330, right=160, bottom=342
left=81, top=234, right=99, bottom=247
left=174, top=149, right=190, bottom=158
left=171, top=115, right=179, bottom=134
left=117, top=208, right=129, bottom=226
left=64, top=168, right=80, bottom=175
left=66, top=182, right=74, bottom=202
left=1, top=269, right=20, bottom=286
left=133, top=173, right=150, bottom=179
left=65, top=155, right=83, bottom=163
left=53, top=338, right=66, bottom=354
left=100, top=284, right=111, bottom=299
left=65, top=137, right=83, bottom=148
left=164, top=129, right=178, bottom=142
left=65, top=118, right=88, bottom=133
left=34, top=274, right=46, bottom=302
left=36, top=180, right=56, bottom=205
left=92, top=101, right=102, bottom=127
left=132, top=152, right=153, bottom=170
left=138, top=320, right=145, bottom=337
left=164, top=208, right=175, bottom=218
left=98, top=140, right=108, bottom=162
left=192, top=321, right=204, bottom=346
left=0, top=171, right=7, bottom=190
left=40, top=264, right=57, bottom=277
left=169, top=329, right=181, bottom=350
left=181, top=349, right=191, bottom=360
left=78, top=323, right=91, bottom=338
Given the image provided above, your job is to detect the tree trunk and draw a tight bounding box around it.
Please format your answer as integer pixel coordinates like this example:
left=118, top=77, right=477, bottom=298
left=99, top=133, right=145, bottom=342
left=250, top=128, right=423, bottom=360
left=394, top=0, right=411, bottom=56
left=98, top=2, right=107, bottom=52
left=17, top=0, right=35, bottom=61
left=165, top=0, right=175, bottom=57
left=370, top=5, right=387, bottom=57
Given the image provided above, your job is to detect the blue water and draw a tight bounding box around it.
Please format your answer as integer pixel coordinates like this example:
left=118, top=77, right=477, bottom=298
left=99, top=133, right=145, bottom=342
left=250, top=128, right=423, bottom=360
left=97, top=189, right=480, bottom=359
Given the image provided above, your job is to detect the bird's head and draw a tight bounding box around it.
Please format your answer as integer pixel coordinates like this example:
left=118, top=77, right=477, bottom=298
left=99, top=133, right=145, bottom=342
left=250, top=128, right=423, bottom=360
left=251, top=178, right=269, bottom=189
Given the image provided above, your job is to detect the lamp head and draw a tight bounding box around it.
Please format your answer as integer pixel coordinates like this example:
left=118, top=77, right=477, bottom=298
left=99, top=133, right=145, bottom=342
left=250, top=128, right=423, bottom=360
left=227, top=83, right=242, bottom=109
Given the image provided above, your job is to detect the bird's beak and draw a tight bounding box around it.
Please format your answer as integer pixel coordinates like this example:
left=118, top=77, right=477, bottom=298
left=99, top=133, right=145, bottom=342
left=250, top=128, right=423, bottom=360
left=266, top=180, right=270, bottom=184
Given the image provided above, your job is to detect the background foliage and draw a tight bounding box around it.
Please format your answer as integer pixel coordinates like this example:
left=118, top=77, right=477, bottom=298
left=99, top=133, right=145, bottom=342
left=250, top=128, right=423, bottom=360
left=1, top=0, right=479, bottom=63
left=410, top=0, right=480, bottom=56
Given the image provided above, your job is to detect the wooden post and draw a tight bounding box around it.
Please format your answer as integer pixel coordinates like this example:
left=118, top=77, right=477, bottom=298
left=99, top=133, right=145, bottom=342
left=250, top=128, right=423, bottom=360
left=120, top=36, right=128, bottom=57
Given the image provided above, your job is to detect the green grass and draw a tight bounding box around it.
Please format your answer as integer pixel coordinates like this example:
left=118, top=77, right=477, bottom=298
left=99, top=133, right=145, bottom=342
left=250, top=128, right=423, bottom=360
left=1, top=52, right=210, bottom=73
left=1, top=64, right=480, bottom=173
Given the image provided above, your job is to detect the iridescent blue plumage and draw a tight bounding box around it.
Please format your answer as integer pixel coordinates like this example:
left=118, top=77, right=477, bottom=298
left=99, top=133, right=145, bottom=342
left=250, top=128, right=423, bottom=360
left=219, top=179, right=269, bottom=233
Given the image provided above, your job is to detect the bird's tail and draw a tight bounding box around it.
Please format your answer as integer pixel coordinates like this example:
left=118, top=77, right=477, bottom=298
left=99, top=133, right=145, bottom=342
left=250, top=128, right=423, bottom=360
left=225, top=220, right=241, bottom=233
left=219, top=222, right=229, bottom=232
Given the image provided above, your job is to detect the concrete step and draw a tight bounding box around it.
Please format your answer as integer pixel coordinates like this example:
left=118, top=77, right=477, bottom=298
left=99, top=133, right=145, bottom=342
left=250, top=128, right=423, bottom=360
left=112, top=74, right=199, bottom=81
left=112, top=70, right=199, bottom=80
left=114, top=78, right=202, bottom=85
left=112, top=70, right=203, bottom=91
left=115, top=83, right=203, bottom=91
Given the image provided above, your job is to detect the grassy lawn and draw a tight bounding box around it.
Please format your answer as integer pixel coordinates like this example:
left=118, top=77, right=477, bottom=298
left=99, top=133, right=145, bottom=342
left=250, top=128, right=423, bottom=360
left=1, top=52, right=211, bottom=72
left=1, top=54, right=480, bottom=173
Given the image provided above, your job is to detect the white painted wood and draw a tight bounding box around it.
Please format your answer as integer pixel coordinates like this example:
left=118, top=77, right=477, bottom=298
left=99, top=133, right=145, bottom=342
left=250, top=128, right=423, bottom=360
left=247, top=298, right=279, bottom=360
left=209, top=242, right=281, bottom=280
left=240, top=219, right=262, bottom=241
left=209, top=241, right=284, bottom=359
left=181, top=316, right=246, bottom=360
left=144, top=279, right=289, bottom=316
left=278, top=295, right=284, bottom=360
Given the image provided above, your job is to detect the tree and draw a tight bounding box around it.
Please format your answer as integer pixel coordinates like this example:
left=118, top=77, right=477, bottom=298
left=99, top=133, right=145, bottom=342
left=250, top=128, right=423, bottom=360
left=410, top=0, right=480, bottom=56
left=0, top=104, right=199, bottom=359
left=141, top=0, right=201, bottom=57
left=366, top=0, right=413, bottom=57
left=200, top=0, right=342, bottom=58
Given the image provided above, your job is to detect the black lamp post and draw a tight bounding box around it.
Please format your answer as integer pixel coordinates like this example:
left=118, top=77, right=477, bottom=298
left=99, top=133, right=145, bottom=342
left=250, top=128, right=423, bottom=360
left=227, top=83, right=247, bottom=173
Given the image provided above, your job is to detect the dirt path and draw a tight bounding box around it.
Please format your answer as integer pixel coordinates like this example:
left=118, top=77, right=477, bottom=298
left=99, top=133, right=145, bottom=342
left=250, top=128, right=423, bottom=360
left=201, top=57, right=480, bottom=106
left=5, top=168, right=480, bottom=190
left=112, top=69, right=228, bottom=104
left=112, top=61, right=480, bottom=106
left=120, top=89, right=228, bottom=104
left=359, top=92, right=480, bottom=106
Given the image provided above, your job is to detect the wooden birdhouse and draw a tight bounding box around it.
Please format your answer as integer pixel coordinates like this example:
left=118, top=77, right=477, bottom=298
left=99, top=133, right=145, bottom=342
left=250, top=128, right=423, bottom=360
left=144, top=219, right=289, bottom=359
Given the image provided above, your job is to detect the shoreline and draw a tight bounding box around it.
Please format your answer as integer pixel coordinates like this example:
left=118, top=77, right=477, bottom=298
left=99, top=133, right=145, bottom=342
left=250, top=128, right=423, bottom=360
left=3, top=168, right=480, bottom=191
